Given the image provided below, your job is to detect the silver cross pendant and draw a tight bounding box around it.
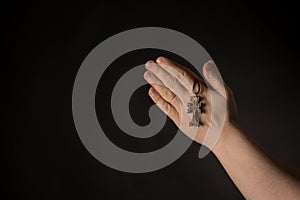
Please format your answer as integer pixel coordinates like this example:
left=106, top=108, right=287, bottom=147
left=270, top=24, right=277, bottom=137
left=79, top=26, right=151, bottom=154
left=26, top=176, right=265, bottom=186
left=187, top=79, right=204, bottom=127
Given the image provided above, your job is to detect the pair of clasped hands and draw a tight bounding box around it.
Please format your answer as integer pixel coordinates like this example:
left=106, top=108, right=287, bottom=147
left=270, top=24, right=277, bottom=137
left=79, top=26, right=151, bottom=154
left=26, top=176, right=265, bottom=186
left=143, top=56, right=236, bottom=149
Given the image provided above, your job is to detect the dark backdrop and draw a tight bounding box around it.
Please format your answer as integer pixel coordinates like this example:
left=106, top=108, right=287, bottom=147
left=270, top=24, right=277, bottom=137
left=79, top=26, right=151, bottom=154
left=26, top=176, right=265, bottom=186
left=6, top=2, right=300, bottom=200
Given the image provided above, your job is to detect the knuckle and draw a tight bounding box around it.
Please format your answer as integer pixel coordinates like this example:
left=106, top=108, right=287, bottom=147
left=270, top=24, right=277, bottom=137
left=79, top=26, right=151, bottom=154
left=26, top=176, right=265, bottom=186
left=169, top=93, right=177, bottom=103
left=164, top=103, right=172, bottom=114
left=163, top=89, right=174, bottom=100
left=165, top=76, right=176, bottom=86
left=155, top=95, right=162, bottom=103
left=161, top=88, right=169, bottom=98
left=175, top=72, right=183, bottom=82
left=180, top=70, right=187, bottom=78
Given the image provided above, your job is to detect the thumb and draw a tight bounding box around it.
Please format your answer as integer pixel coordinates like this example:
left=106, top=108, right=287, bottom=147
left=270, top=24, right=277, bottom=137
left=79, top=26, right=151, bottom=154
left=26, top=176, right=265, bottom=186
left=203, top=60, right=226, bottom=98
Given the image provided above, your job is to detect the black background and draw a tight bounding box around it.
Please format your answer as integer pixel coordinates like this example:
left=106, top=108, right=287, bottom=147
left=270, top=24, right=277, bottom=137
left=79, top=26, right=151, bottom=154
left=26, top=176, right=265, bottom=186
left=6, top=2, right=300, bottom=200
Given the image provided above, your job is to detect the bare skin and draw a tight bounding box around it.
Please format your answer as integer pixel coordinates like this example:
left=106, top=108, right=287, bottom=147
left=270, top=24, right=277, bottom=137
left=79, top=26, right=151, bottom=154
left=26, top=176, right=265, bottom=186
left=144, top=57, right=300, bottom=200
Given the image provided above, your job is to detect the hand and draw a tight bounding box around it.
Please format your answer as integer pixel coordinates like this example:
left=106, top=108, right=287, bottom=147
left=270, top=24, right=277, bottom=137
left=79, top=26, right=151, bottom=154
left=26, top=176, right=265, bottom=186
left=145, top=57, right=300, bottom=199
left=144, top=57, right=237, bottom=149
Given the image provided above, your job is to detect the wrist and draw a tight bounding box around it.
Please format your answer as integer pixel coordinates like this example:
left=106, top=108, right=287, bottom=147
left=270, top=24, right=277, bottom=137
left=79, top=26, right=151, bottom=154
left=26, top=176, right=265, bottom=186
left=212, top=121, right=240, bottom=157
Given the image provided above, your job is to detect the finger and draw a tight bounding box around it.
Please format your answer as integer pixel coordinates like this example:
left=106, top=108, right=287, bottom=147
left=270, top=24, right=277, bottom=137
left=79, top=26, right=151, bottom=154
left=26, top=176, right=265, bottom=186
left=156, top=56, right=206, bottom=91
left=144, top=70, right=181, bottom=112
left=143, top=70, right=164, bottom=86
left=148, top=87, right=179, bottom=125
left=145, top=61, right=188, bottom=98
left=202, top=60, right=227, bottom=98
left=152, top=84, right=181, bottom=113
left=144, top=71, right=181, bottom=112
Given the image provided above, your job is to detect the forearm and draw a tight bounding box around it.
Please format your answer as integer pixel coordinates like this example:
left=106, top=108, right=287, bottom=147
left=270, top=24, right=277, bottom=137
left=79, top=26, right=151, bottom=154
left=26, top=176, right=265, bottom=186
left=212, top=123, right=300, bottom=200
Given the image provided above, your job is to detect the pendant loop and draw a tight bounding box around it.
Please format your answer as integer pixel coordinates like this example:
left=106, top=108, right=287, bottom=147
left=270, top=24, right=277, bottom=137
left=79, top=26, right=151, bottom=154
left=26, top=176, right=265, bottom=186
left=192, top=78, right=201, bottom=95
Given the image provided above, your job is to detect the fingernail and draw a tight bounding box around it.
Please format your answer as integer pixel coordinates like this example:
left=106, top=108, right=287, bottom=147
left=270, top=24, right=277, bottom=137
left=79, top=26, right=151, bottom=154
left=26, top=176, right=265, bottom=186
left=156, top=57, right=163, bottom=64
left=149, top=88, right=159, bottom=101
left=206, top=61, right=215, bottom=78
left=145, top=61, right=154, bottom=69
left=144, top=71, right=151, bottom=80
left=149, top=88, right=156, bottom=96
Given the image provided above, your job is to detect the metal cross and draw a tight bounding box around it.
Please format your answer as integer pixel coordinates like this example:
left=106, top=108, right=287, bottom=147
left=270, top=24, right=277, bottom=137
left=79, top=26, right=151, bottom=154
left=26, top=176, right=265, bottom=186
left=187, top=96, right=203, bottom=127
